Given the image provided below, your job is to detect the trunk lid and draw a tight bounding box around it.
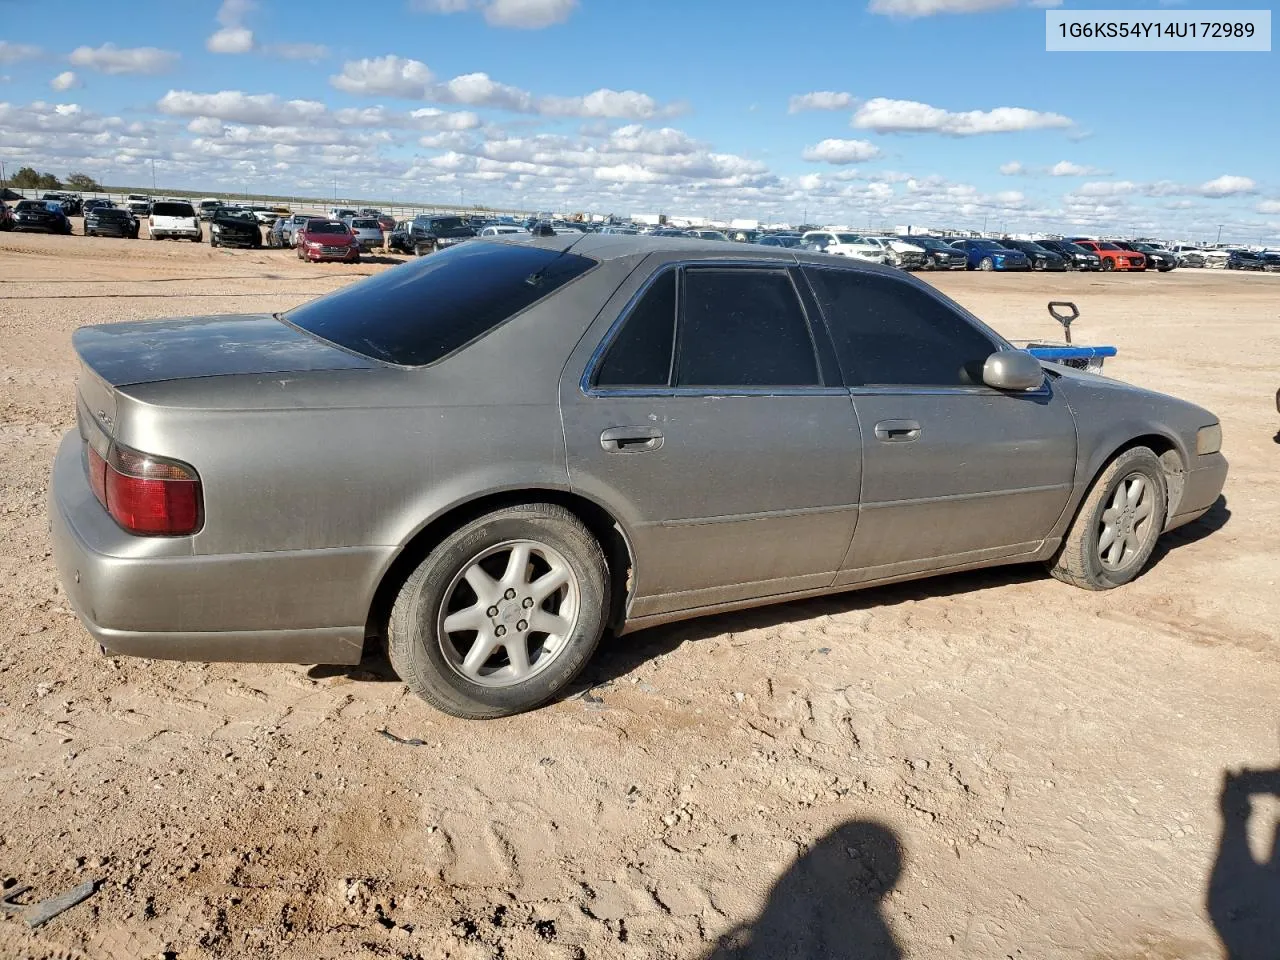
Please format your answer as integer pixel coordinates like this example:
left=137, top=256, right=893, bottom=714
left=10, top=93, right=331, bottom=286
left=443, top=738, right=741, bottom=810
left=72, top=314, right=377, bottom=388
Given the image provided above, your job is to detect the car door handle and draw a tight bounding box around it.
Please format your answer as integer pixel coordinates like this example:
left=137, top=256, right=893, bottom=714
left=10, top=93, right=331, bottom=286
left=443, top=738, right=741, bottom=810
left=873, top=420, right=922, bottom=442
left=600, top=426, right=664, bottom=453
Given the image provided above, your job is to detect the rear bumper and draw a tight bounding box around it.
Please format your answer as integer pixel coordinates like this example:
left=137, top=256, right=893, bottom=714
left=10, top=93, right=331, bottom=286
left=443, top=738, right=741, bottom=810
left=151, top=228, right=201, bottom=239
left=50, top=432, right=379, bottom=665
left=1167, top=452, right=1229, bottom=531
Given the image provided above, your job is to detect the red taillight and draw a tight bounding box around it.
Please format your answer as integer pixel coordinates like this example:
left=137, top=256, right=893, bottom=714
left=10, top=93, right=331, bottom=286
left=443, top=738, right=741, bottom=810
left=84, top=441, right=202, bottom=536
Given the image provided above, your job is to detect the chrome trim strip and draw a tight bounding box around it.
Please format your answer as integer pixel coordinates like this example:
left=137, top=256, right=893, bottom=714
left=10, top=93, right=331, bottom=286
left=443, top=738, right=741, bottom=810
left=859, top=482, right=1072, bottom=510
left=647, top=502, right=860, bottom=528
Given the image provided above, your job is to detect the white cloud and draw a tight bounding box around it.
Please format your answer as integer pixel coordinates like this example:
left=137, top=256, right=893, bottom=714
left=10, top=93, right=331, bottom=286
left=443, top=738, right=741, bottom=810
left=999, top=161, right=1024, bottom=175
left=1075, top=180, right=1137, bottom=197
left=208, top=28, right=255, bottom=54
left=412, top=0, right=577, bottom=27
left=802, top=138, right=883, bottom=164
left=68, top=44, right=179, bottom=75
left=0, top=41, right=42, bottom=64
left=1199, top=174, right=1256, bottom=197
left=788, top=91, right=855, bottom=114
left=870, top=0, right=1016, bottom=16
left=331, top=56, right=436, bottom=98
left=1049, top=160, right=1105, bottom=176
left=330, top=57, right=676, bottom=118
left=1258, top=200, right=1280, bottom=215
left=852, top=98, right=1073, bottom=136
left=50, top=71, right=81, bottom=91
left=409, top=107, right=482, bottom=130
left=158, top=90, right=328, bottom=125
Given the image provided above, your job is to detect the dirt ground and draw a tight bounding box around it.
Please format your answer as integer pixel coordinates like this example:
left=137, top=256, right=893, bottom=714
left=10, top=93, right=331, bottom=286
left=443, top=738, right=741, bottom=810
left=1, top=227, right=1277, bottom=960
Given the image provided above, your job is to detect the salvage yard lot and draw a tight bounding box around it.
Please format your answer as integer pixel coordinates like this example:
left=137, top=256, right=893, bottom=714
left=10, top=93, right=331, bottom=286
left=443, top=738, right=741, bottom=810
left=1, top=228, right=1277, bottom=959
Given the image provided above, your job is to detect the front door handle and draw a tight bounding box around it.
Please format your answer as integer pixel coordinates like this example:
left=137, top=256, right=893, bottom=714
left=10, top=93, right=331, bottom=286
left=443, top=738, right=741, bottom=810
left=874, top=419, right=922, bottom=442
left=600, top=426, right=664, bottom=453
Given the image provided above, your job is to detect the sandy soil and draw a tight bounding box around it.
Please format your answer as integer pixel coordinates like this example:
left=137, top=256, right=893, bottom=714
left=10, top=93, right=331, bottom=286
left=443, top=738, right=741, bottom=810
left=1, top=227, right=1277, bottom=960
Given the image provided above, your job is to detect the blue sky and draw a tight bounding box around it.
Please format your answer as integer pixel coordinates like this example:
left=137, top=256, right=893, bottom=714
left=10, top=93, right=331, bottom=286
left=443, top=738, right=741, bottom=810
left=1, top=0, right=1276, bottom=240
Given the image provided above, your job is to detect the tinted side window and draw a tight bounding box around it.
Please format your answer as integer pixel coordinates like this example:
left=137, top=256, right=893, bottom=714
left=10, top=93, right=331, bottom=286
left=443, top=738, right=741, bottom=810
left=804, top=268, right=996, bottom=387
left=677, top=269, right=819, bottom=387
left=595, top=271, right=675, bottom=387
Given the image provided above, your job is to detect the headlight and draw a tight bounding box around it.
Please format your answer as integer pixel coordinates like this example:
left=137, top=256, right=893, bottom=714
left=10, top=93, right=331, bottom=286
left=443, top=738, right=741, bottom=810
left=1196, top=423, right=1222, bottom=455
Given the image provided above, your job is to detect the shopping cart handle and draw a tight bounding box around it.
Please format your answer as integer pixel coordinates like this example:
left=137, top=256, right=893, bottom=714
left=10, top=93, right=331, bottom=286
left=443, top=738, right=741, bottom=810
left=1047, top=301, right=1079, bottom=325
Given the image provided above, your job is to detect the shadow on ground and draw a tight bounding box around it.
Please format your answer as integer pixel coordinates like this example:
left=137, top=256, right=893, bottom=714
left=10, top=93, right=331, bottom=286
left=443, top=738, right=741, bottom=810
left=1208, top=764, right=1280, bottom=960
left=702, top=819, right=903, bottom=960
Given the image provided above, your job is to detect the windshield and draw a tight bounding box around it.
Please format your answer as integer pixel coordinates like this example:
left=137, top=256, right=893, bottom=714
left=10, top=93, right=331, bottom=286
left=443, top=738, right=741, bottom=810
left=286, top=242, right=597, bottom=366
left=836, top=234, right=861, bottom=243
left=16, top=201, right=44, bottom=211
left=971, top=240, right=1002, bottom=250
left=904, top=237, right=944, bottom=249
left=1097, top=242, right=1121, bottom=251
left=218, top=209, right=256, bottom=221
left=307, top=221, right=349, bottom=235
left=421, top=216, right=464, bottom=230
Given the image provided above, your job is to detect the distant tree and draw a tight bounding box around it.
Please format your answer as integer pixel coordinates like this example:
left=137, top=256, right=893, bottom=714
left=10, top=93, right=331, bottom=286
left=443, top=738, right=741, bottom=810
left=36, top=172, right=63, bottom=190
left=66, top=172, right=100, bottom=191
left=11, top=166, right=41, bottom=188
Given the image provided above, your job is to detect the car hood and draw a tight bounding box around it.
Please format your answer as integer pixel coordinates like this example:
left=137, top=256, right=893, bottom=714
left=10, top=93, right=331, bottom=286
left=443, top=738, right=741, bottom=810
left=72, top=314, right=376, bottom=387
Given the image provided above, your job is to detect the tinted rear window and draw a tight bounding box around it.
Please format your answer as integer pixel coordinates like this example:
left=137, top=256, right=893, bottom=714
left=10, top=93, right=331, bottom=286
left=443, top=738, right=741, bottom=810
left=352, top=219, right=380, bottom=228
left=152, top=202, right=195, bottom=218
left=97, top=209, right=130, bottom=219
left=286, top=241, right=596, bottom=366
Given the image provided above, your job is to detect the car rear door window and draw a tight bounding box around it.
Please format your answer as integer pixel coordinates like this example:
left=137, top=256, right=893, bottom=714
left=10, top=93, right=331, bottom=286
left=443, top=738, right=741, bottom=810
left=803, top=267, right=996, bottom=387
left=595, top=270, right=676, bottom=387
left=286, top=241, right=596, bottom=366
left=676, top=268, right=820, bottom=387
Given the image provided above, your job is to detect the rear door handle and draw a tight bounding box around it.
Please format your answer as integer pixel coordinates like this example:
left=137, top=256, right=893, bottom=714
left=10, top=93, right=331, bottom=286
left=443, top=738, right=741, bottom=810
left=600, top=426, right=664, bottom=453
left=873, top=419, right=922, bottom=442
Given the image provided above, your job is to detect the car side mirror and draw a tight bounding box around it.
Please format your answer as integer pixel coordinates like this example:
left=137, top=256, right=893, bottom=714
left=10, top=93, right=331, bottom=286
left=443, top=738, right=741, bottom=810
left=983, top=350, right=1044, bottom=391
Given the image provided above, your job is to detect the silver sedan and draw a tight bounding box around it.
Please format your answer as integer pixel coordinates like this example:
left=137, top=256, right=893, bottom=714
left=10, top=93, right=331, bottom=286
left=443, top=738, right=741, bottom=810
left=50, top=236, right=1228, bottom=718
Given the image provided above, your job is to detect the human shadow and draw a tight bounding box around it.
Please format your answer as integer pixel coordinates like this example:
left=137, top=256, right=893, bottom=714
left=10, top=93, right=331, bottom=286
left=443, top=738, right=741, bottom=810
left=702, top=820, right=903, bottom=960
left=1207, top=766, right=1280, bottom=959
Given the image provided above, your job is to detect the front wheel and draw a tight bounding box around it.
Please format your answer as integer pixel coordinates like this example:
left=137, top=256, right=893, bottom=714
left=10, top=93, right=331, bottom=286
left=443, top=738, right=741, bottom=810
left=388, top=503, right=609, bottom=719
left=1101, top=258, right=1114, bottom=271
left=210, top=234, right=219, bottom=248
left=1047, top=446, right=1168, bottom=590
left=979, top=256, right=994, bottom=271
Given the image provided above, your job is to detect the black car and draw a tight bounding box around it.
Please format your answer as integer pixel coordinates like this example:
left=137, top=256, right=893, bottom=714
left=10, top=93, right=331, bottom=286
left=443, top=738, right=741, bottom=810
left=0, top=201, right=13, bottom=232
left=406, top=215, right=477, bottom=255
left=1113, top=241, right=1176, bottom=272
left=1225, top=250, right=1266, bottom=271
left=756, top=234, right=804, bottom=248
left=12, top=200, right=72, bottom=234
left=84, top=206, right=139, bottom=239
left=1037, top=239, right=1102, bottom=271
left=208, top=207, right=263, bottom=248
left=386, top=220, right=414, bottom=254
left=83, top=198, right=115, bottom=215
left=42, top=192, right=82, bottom=216
left=1261, top=252, right=1280, bottom=273
left=897, top=235, right=968, bottom=270
left=997, top=238, right=1067, bottom=271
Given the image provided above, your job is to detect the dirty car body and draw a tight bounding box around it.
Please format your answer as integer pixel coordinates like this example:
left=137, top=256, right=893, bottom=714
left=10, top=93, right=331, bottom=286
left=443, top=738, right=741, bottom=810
left=50, top=235, right=1228, bottom=717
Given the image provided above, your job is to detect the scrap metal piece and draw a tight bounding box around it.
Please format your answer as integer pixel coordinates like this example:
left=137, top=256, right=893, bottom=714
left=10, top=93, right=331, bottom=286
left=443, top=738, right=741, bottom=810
left=0, top=885, right=33, bottom=917
left=3, top=879, right=99, bottom=928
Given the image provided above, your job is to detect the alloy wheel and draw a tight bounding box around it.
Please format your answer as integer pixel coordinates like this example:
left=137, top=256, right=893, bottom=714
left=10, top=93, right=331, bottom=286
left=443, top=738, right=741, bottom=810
left=1097, top=473, right=1156, bottom=572
left=437, top=539, right=580, bottom=688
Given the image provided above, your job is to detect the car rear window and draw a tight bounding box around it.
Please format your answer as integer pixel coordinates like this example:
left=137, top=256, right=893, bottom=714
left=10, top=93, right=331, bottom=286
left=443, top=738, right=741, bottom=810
left=98, top=209, right=130, bottom=219
left=152, top=202, right=196, bottom=217
left=285, top=241, right=597, bottom=366
left=352, top=219, right=380, bottom=228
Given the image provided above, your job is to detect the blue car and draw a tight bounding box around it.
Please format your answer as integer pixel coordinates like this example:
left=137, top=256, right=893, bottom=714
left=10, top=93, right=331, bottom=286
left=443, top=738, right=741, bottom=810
left=949, top=239, right=1030, bottom=271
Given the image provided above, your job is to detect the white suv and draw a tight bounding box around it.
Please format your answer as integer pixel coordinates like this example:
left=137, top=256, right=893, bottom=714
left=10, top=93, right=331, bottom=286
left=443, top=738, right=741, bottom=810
left=148, top=201, right=201, bottom=242
left=801, top=231, right=886, bottom=263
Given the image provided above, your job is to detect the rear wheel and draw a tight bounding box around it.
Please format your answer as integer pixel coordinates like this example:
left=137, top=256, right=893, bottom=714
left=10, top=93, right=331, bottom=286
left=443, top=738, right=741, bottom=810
left=388, top=504, right=608, bottom=719
left=1048, top=446, right=1167, bottom=590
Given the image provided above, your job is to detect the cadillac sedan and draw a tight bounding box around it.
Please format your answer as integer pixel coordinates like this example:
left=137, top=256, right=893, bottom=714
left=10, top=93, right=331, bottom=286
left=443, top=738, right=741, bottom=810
left=51, top=236, right=1228, bottom=718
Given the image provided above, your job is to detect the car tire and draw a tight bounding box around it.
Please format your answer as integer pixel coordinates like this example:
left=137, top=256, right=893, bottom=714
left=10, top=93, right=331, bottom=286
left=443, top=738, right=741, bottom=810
left=1047, top=446, right=1168, bottom=591
left=979, top=256, right=994, bottom=271
left=191, top=235, right=202, bottom=243
left=1101, top=258, right=1114, bottom=271
left=387, top=503, right=609, bottom=719
left=210, top=235, right=219, bottom=248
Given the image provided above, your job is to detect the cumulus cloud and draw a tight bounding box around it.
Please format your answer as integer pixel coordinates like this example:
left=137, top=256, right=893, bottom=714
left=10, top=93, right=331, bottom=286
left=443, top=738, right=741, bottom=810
left=331, top=56, right=677, bottom=118
left=412, top=0, right=577, bottom=27
left=0, top=41, right=42, bottom=64
left=50, top=71, right=81, bottom=91
left=802, top=138, right=883, bottom=164
left=68, top=43, right=179, bottom=75
left=999, top=161, right=1024, bottom=175
left=207, top=0, right=327, bottom=59
left=852, top=98, right=1073, bottom=136
left=1074, top=180, right=1138, bottom=197
left=1049, top=160, right=1105, bottom=176
left=208, top=28, right=255, bottom=54
left=158, top=90, right=328, bottom=125
left=1199, top=174, right=1256, bottom=197
left=1258, top=200, right=1280, bottom=215
left=788, top=91, right=855, bottom=114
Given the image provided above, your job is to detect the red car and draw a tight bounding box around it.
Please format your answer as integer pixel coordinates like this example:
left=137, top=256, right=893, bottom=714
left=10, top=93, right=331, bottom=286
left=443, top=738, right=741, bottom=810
left=296, top=219, right=360, bottom=263
left=1072, top=239, right=1146, bottom=272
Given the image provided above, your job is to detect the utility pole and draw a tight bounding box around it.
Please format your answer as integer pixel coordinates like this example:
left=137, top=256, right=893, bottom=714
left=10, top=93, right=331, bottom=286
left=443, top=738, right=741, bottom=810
left=982, top=214, right=989, bottom=235
left=150, top=158, right=156, bottom=193
left=1215, top=224, right=1223, bottom=245
left=333, top=179, right=337, bottom=203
